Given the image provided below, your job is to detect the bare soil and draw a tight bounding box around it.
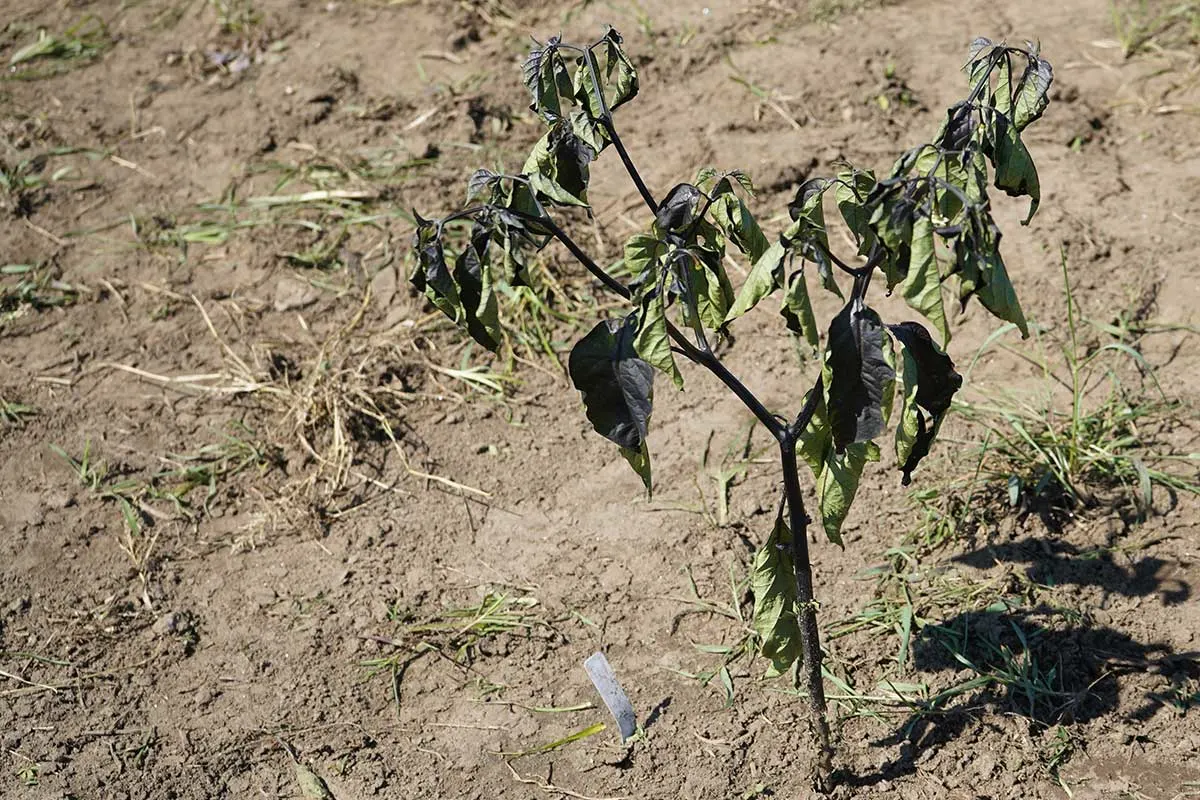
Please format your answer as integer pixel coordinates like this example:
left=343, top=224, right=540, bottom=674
left=2, top=1, right=1199, bottom=798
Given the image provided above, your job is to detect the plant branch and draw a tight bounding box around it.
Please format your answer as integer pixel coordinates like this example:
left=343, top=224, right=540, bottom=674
left=816, top=240, right=887, bottom=279
left=524, top=209, right=785, bottom=440
left=788, top=375, right=824, bottom=441
left=601, top=120, right=658, bottom=214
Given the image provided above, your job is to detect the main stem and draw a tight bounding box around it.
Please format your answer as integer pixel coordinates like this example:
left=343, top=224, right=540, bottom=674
left=780, top=435, right=833, bottom=788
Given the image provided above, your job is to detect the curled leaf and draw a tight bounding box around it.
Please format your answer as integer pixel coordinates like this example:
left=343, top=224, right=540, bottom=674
left=710, top=193, right=769, bottom=263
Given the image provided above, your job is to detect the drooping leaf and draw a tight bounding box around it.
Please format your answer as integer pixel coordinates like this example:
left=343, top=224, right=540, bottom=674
left=780, top=266, right=820, bottom=357
left=888, top=322, right=960, bottom=417
left=888, top=321, right=963, bottom=484
left=791, top=389, right=875, bottom=546
left=679, top=246, right=733, bottom=333
left=901, top=216, right=951, bottom=345
left=867, top=190, right=915, bottom=290
left=454, top=222, right=502, bottom=351
left=620, top=439, right=652, bottom=495
left=621, top=231, right=661, bottom=281
left=632, top=280, right=683, bottom=389
left=466, top=168, right=502, bottom=203
left=572, top=49, right=605, bottom=121
left=985, top=112, right=1040, bottom=224
left=816, top=441, right=876, bottom=546
left=956, top=220, right=1029, bottom=337
left=487, top=184, right=547, bottom=287
left=571, top=110, right=609, bottom=154
left=822, top=297, right=894, bottom=451
left=623, top=232, right=664, bottom=286
left=750, top=514, right=803, bottom=677
left=834, top=169, right=877, bottom=256
left=522, top=38, right=571, bottom=122
left=601, top=27, right=639, bottom=111
left=410, top=214, right=461, bottom=322
left=797, top=387, right=831, bottom=477
left=568, top=317, right=655, bottom=453
left=522, top=120, right=597, bottom=208
left=1012, top=45, right=1053, bottom=131
left=655, top=183, right=703, bottom=233
left=724, top=240, right=785, bottom=326
left=709, top=193, right=770, bottom=263
left=784, top=178, right=841, bottom=299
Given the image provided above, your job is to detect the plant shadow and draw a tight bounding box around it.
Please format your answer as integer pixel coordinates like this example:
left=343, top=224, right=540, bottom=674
left=837, top=536, right=1197, bottom=789
left=953, top=535, right=1189, bottom=605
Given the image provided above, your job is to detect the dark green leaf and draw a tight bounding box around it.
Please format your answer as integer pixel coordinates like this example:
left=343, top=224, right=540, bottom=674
left=568, top=317, right=655, bottom=451
left=750, top=515, right=803, bottom=677
left=823, top=297, right=894, bottom=451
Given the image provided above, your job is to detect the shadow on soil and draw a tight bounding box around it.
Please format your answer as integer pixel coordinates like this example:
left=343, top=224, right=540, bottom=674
left=837, top=534, right=1199, bottom=790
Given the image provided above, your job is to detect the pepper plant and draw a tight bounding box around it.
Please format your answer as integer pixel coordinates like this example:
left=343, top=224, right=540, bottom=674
left=410, top=30, right=1052, bottom=788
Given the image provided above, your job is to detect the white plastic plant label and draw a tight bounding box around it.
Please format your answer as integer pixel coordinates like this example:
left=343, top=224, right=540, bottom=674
left=583, top=651, right=636, bottom=741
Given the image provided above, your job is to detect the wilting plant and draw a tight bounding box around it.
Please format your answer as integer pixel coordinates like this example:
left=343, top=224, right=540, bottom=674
left=410, top=29, right=1052, bottom=789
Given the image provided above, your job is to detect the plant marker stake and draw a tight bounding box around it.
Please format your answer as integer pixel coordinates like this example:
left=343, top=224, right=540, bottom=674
left=583, top=652, right=636, bottom=741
